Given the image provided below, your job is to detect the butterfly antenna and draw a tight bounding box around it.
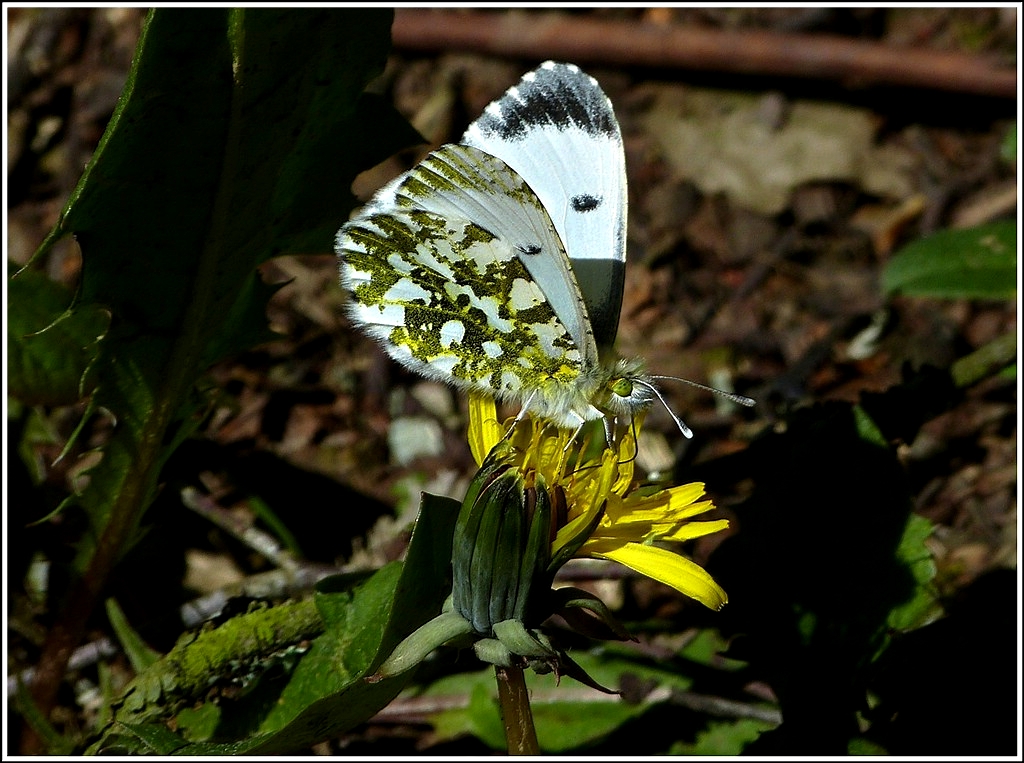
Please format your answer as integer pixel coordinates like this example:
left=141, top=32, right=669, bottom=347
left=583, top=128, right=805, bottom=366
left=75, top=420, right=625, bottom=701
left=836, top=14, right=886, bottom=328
left=634, top=379, right=694, bottom=439
left=650, top=376, right=756, bottom=408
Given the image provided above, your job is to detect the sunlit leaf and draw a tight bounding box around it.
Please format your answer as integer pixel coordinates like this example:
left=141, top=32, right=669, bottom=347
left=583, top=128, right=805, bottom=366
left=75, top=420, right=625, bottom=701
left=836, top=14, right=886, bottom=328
left=882, top=220, right=1016, bottom=299
left=885, top=514, right=940, bottom=633
left=175, top=492, right=459, bottom=754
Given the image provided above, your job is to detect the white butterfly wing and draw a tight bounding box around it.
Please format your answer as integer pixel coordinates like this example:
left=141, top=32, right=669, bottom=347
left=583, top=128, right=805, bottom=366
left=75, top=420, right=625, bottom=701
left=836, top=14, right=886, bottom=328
left=336, top=144, right=604, bottom=427
left=390, top=143, right=599, bottom=367
left=462, top=61, right=627, bottom=349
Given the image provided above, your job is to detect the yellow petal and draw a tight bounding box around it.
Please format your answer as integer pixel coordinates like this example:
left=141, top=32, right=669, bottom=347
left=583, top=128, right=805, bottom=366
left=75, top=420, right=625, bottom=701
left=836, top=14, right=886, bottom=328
left=662, top=518, right=731, bottom=542
left=665, top=482, right=706, bottom=506
left=552, top=454, right=617, bottom=555
left=468, top=394, right=502, bottom=466
left=664, top=486, right=721, bottom=520
left=584, top=540, right=728, bottom=610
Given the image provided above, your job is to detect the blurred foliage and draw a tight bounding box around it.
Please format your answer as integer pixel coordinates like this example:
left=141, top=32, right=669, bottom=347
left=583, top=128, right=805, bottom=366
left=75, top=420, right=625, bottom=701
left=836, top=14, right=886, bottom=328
left=882, top=219, right=1016, bottom=300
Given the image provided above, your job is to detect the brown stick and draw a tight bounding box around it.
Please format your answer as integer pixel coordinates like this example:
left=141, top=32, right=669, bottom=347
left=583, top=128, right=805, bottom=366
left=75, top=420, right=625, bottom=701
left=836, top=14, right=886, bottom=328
left=391, top=10, right=1016, bottom=99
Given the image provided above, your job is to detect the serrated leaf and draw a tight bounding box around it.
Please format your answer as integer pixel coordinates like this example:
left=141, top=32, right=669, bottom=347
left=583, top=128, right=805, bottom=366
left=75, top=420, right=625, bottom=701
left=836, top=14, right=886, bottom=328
left=34, top=9, right=413, bottom=354
left=6, top=262, right=107, bottom=406
left=175, top=492, right=460, bottom=754
left=671, top=718, right=776, bottom=755
left=98, top=721, right=190, bottom=755
left=22, top=10, right=417, bottom=694
left=882, top=220, right=1017, bottom=299
left=104, top=598, right=324, bottom=733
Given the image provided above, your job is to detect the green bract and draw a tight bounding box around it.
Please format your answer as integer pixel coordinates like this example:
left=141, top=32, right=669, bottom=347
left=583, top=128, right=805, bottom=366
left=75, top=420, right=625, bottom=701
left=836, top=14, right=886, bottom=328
left=452, top=447, right=555, bottom=634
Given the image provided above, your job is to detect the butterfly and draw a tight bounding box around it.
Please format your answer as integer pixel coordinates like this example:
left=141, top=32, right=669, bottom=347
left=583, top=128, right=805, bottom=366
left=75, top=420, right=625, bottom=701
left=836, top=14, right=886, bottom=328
left=336, top=61, right=728, bottom=439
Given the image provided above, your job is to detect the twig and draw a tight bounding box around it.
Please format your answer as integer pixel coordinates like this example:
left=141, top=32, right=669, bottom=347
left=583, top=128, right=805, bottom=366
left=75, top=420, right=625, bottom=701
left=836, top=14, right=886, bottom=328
left=178, top=560, right=340, bottom=627
left=391, top=10, right=1015, bottom=99
left=670, top=687, right=782, bottom=725
left=181, top=487, right=299, bottom=571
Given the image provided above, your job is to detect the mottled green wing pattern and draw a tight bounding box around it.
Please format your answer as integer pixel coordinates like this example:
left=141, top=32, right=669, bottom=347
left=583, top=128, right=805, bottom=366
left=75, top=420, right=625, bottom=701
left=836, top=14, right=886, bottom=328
left=336, top=146, right=602, bottom=427
left=391, top=144, right=598, bottom=367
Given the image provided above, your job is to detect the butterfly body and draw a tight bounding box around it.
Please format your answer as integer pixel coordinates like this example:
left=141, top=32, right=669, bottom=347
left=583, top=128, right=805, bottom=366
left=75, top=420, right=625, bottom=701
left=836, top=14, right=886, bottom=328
left=337, top=62, right=655, bottom=431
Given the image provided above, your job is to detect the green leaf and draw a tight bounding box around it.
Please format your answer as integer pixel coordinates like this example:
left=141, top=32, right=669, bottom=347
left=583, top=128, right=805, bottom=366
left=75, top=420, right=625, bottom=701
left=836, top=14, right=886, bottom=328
left=430, top=666, right=652, bottom=753
left=852, top=404, right=888, bottom=447
left=6, top=261, right=107, bottom=406
left=677, top=628, right=745, bottom=671
left=848, top=735, right=889, bottom=754
left=250, top=564, right=407, bottom=734
left=34, top=9, right=433, bottom=752
left=107, top=721, right=191, bottom=755
left=23, top=5, right=415, bottom=651
left=951, top=331, right=1018, bottom=387
left=247, top=495, right=304, bottom=558
left=177, top=492, right=460, bottom=754
left=104, top=598, right=324, bottom=732
left=176, top=704, right=222, bottom=743
left=426, top=644, right=719, bottom=753
left=881, top=220, right=1017, bottom=299
left=1000, top=122, right=1016, bottom=164
left=671, top=718, right=776, bottom=755
left=462, top=682, right=507, bottom=750
left=529, top=691, right=649, bottom=753
left=884, top=514, right=940, bottom=633
left=105, top=598, right=161, bottom=673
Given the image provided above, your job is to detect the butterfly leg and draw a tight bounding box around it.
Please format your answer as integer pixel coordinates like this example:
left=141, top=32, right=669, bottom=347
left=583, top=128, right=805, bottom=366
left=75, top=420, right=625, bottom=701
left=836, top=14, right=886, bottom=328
left=500, top=391, right=540, bottom=442
left=602, top=416, right=616, bottom=448
left=562, top=412, right=591, bottom=454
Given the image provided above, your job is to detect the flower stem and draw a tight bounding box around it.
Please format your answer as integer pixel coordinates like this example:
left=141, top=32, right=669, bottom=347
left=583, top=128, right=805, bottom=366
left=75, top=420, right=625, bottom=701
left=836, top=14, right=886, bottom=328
left=494, top=664, right=539, bottom=754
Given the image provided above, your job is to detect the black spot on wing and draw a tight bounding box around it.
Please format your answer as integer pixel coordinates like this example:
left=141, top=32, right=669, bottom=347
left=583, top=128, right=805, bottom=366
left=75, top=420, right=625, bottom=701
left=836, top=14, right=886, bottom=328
left=517, top=243, right=542, bottom=256
left=473, top=62, right=618, bottom=141
left=571, top=194, right=602, bottom=212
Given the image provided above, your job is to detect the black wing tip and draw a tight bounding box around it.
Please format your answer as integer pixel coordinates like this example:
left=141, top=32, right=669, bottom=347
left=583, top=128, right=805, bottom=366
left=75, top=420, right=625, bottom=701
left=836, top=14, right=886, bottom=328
left=469, top=60, right=619, bottom=142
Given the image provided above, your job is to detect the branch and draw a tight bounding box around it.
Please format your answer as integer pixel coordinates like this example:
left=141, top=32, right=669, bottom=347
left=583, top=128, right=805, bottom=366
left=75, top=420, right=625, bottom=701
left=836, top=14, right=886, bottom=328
left=391, top=10, right=1015, bottom=99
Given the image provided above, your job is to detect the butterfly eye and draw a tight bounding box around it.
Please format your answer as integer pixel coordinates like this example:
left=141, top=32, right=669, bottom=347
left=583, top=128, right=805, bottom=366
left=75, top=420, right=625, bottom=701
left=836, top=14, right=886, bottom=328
left=608, top=377, right=633, bottom=398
